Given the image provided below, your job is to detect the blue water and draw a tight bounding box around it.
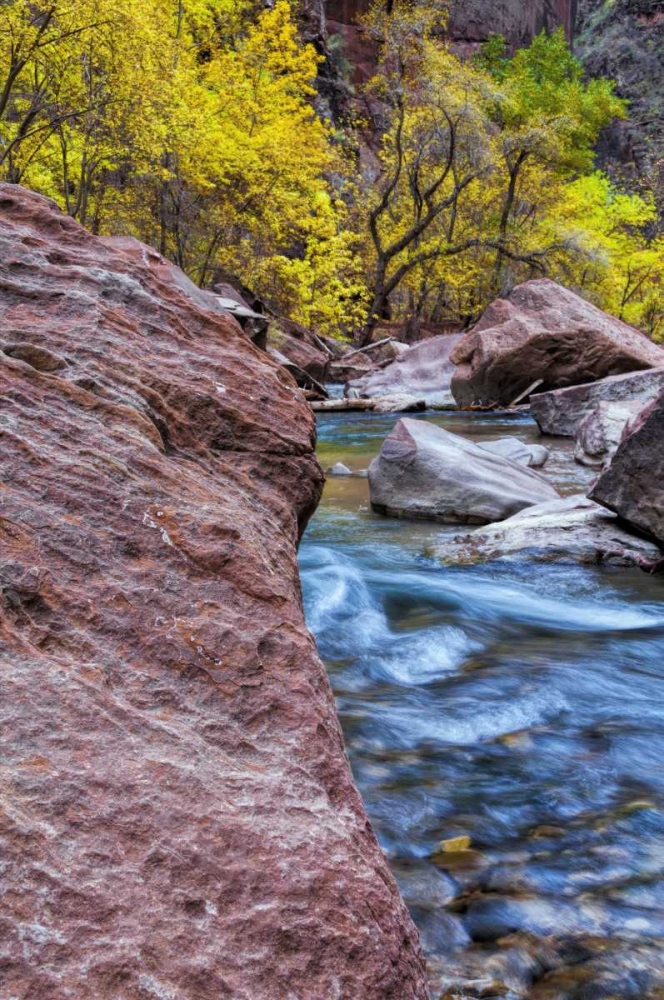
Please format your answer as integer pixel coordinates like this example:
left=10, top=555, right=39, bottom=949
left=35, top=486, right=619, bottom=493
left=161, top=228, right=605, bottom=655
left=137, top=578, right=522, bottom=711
left=300, top=411, right=664, bottom=997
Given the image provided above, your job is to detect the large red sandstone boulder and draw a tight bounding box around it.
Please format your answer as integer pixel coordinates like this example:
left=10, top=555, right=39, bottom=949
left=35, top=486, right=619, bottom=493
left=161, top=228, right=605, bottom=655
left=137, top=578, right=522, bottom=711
left=451, top=279, right=664, bottom=409
left=589, top=391, right=664, bottom=548
left=0, top=185, right=429, bottom=1000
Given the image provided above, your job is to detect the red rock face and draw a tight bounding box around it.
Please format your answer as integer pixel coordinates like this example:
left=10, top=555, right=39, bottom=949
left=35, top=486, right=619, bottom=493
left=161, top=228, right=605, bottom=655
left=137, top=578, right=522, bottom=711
left=590, top=391, right=664, bottom=547
left=448, top=0, right=576, bottom=51
left=450, top=278, right=664, bottom=409
left=0, top=185, right=429, bottom=1000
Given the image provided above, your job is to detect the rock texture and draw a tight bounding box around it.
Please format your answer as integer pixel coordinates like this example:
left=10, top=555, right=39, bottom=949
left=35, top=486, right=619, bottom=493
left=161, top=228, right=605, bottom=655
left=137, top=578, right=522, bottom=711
left=330, top=353, right=377, bottom=383
left=530, top=366, right=664, bottom=436
left=576, top=0, right=664, bottom=220
left=449, top=0, right=576, bottom=52
left=0, top=184, right=429, bottom=1000
left=331, top=338, right=409, bottom=385
left=451, top=279, right=664, bottom=409
left=574, top=400, right=644, bottom=468
left=435, top=495, right=662, bottom=567
left=267, top=322, right=331, bottom=387
left=348, top=334, right=464, bottom=408
left=369, top=418, right=558, bottom=524
left=480, top=437, right=549, bottom=468
left=590, top=391, right=664, bottom=547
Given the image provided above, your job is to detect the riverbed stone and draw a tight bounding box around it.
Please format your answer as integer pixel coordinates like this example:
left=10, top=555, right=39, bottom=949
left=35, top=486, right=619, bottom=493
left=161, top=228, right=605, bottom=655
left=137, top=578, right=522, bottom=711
left=529, top=940, right=664, bottom=999
left=369, top=419, right=559, bottom=524
left=464, top=894, right=603, bottom=943
left=434, top=495, right=662, bottom=568
left=530, top=367, right=664, bottom=436
left=590, top=392, right=664, bottom=547
left=451, top=279, right=664, bottom=409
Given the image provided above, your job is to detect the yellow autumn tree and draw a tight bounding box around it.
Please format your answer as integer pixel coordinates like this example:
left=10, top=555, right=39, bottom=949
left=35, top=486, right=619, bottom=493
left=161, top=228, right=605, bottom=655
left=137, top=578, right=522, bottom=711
left=0, top=0, right=363, bottom=336
left=355, top=4, right=660, bottom=341
left=1, top=0, right=660, bottom=340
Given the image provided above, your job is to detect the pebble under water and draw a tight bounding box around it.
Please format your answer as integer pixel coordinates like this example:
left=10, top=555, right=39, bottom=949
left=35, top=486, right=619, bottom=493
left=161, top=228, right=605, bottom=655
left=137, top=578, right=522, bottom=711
left=299, top=409, right=664, bottom=999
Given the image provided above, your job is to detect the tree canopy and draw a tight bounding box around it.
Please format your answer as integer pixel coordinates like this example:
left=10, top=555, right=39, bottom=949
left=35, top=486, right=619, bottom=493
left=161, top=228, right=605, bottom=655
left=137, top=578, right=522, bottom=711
left=0, top=0, right=661, bottom=340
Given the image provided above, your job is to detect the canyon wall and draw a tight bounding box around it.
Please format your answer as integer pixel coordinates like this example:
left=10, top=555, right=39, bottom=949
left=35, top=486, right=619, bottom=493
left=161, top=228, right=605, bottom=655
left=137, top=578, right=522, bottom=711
left=0, top=185, right=429, bottom=1000
left=575, top=0, right=663, bottom=216
left=311, top=0, right=661, bottom=217
left=324, top=0, right=575, bottom=49
left=448, top=0, right=576, bottom=49
left=305, top=0, right=576, bottom=113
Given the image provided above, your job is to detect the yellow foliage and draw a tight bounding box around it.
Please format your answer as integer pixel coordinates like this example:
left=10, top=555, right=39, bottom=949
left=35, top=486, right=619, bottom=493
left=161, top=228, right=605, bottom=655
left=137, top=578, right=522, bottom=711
left=0, top=0, right=360, bottom=336
left=0, top=0, right=660, bottom=341
left=355, top=7, right=660, bottom=341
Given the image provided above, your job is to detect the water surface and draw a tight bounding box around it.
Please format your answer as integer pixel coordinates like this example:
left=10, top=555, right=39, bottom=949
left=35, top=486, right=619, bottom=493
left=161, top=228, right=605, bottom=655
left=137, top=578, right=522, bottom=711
left=300, top=411, right=664, bottom=998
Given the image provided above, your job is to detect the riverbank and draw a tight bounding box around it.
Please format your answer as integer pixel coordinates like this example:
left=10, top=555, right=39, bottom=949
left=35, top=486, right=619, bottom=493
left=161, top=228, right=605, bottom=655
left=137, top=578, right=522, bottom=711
left=301, top=408, right=664, bottom=998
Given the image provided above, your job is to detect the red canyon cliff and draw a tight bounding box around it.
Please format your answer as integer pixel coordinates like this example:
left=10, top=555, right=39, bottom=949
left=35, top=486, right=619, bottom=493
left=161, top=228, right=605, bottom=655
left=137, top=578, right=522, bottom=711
left=0, top=185, right=429, bottom=1000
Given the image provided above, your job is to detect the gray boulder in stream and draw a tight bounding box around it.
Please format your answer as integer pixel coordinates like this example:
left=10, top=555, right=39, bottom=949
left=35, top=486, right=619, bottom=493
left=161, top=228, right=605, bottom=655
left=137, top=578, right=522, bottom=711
left=347, top=334, right=463, bottom=408
left=435, top=495, right=662, bottom=568
left=530, top=367, right=664, bottom=437
left=368, top=419, right=558, bottom=524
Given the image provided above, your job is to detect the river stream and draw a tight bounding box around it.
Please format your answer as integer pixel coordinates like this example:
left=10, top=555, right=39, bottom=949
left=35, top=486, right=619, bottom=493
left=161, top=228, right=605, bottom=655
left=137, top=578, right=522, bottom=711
left=299, top=410, right=664, bottom=999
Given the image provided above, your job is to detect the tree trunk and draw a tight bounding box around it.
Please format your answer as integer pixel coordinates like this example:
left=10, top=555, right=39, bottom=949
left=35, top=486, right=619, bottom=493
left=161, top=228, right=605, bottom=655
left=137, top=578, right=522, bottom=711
left=357, top=260, right=388, bottom=347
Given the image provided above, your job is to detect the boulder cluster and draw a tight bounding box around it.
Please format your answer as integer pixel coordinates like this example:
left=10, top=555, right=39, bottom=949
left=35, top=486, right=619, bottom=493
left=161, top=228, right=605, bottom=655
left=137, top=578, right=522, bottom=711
left=352, top=279, right=664, bottom=571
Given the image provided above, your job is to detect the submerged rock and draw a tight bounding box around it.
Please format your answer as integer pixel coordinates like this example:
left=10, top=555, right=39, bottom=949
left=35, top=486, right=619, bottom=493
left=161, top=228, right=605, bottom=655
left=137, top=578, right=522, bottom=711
left=590, top=392, right=664, bottom=548
left=369, top=418, right=558, bottom=524
left=435, top=495, right=662, bottom=568
left=0, top=185, right=429, bottom=1000
left=464, top=893, right=602, bottom=943
left=530, top=367, right=664, bottom=437
left=347, top=334, right=464, bottom=408
left=451, top=279, right=664, bottom=409
left=529, top=940, right=664, bottom=999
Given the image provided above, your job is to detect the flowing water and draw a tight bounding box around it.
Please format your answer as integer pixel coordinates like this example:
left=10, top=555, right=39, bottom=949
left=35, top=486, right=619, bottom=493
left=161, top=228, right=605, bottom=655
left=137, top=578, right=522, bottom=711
left=300, top=410, right=664, bottom=999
